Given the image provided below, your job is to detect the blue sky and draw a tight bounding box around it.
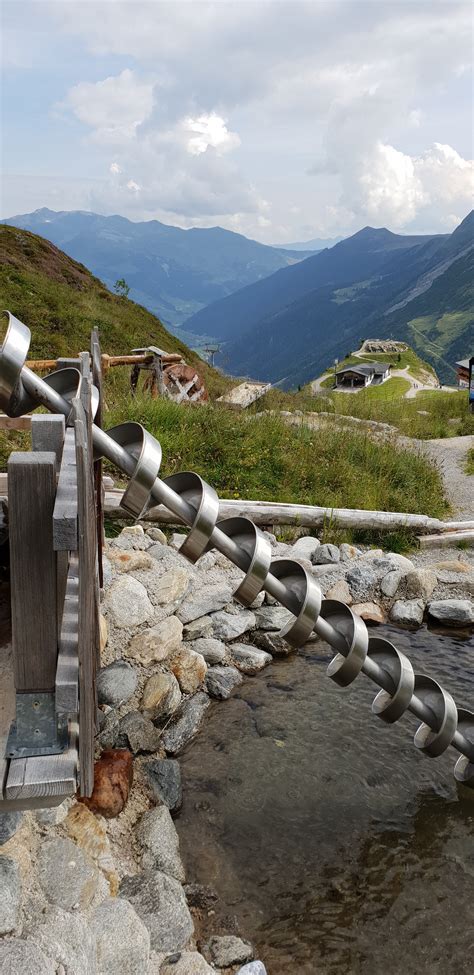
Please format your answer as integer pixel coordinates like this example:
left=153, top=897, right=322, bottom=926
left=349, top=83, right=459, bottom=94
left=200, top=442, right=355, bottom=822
left=2, top=0, right=473, bottom=243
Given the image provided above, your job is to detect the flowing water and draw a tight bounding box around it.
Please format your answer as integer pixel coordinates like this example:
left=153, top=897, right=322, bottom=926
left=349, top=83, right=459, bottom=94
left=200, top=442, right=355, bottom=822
left=176, top=624, right=474, bottom=975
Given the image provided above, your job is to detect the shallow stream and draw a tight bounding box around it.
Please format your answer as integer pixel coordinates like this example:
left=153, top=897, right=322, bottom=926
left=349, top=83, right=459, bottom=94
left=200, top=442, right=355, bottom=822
left=176, top=624, right=474, bottom=975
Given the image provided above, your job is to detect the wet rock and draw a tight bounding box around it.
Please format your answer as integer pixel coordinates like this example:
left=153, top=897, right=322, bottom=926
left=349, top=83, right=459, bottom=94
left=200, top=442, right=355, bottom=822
left=37, top=836, right=100, bottom=910
left=90, top=897, right=150, bottom=975
left=206, top=935, right=253, bottom=968
left=126, top=616, right=184, bottom=666
left=162, top=692, right=211, bottom=755
left=325, top=579, right=353, bottom=604
left=184, top=883, right=218, bottom=908
left=137, top=806, right=185, bottom=881
left=230, top=643, right=272, bottom=674
left=205, top=664, right=243, bottom=699
left=427, top=599, right=474, bottom=626
left=171, top=646, right=207, bottom=693
left=65, top=802, right=118, bottom=892
left=104, top=575, right=154, bottom=628
left=397, top=568, right=437, bottom=601
left=0, top=811, right=23, bottom=845
left=210, top=609, right=256, bottom=641
left=290, top=536, right=320, bottom=559
left=117, top=710, right=163, bottom=753
left=178, top=584, right=233, bottom=624
left=339, top=543, right=362, bottom=562
left=154, top=567, right=191, bottom=607
left=253, top=605, right=293, bottom=631
left=0, top=940, right=56, bottom=974
left=110, top=525, right=151, bottom=551
left=147, top=527, right=167, bottom=544
left=141, top=672, right=182, bottom=721
left=311, top=543, right=340, bottom=565
left=161, top=952, right=216, bottom=975
left=79, top=749, right=133, bottom=819
left=108, top=549, right=154, bottom=573
left=145, top=758, right=182, bottom=811
left=352, top=601, right=386, bottom=624
left=120, top=869, right=194, bottom=952
left=0, top=856, right=21, bottom=934
left=253, top=630, right=294, bottom=657
left=97, top=660, right=138, bottom=706
left=389, top=599, right=425, bottom=626
left=237, top=964, right=268, bottom=975
left=27, top=908, right=96, bottom=975
left=189, top=637, right=227, bottom=664
left=183, top=616, right=214, bottom=640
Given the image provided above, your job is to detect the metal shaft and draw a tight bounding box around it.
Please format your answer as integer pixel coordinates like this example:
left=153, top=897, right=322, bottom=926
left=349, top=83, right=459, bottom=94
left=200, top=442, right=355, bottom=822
left=21, top=365, right=473, bottom=763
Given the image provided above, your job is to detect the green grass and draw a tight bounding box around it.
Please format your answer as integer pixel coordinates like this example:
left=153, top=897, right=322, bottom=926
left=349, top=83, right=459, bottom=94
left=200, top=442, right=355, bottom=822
left=465, top=447, right=474, bottom=476
left=102, top=394, right=448, bottom=522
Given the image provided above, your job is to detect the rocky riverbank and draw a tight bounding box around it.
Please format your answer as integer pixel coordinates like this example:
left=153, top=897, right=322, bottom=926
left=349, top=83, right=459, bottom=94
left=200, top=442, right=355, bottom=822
left=1, top=525, right=472, bottom=974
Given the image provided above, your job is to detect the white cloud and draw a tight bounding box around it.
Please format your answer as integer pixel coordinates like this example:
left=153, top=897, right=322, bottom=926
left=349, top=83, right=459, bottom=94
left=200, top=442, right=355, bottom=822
left=109, top=162, right=121, bottom=174
left=64, top=68, right=154, bottom=144
left=184, top=113, right=240, bottom=156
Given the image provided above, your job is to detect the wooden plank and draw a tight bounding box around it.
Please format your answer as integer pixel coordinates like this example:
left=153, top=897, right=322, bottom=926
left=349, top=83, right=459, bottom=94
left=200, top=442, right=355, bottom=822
left=418, top=529, right=474, bottom=548
left=5, top=727, right=78, bottom=801
left=8, top=451, right=58, bottom=692
left=55, top=554, right=79, bottom=714
left=74, top=396, right=98, bottom=797
left=0, top=637, right=15, bottom=801
left=0, top=415, right=32, bottom=431
left=31, top=414, right=65, bottom=467
left=52, top=426, right=78, bottom=551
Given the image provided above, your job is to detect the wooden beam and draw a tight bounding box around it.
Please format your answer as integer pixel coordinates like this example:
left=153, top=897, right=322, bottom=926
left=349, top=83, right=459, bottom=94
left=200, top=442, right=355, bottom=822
left=55, top=554, right=79, bottom=714
left=31, top=414, right=65, bottom=467
left=0, top=415, right=32, bottom=431
left=8, top=451, right=58, bottom=692
left=52, top=427, right=78, bottom=551
left=5, top=730, right=78, bottom=802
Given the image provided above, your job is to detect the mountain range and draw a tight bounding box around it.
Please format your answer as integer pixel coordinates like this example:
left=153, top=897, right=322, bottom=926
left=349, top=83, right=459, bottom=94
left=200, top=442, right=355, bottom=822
left=2, top=208, right=311, bottom=333
left=186, top=213, right=473, bottom=386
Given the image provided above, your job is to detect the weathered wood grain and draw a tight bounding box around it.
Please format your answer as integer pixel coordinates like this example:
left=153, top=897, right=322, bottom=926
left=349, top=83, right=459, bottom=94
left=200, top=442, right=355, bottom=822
left=52, top=426, right=78, bottom=551
left=31, top=414, right=65, bottom=466
left=55, top=554, right=79, bottom=714
left=74, top=396, right=98, bottom=797
left=5, top=728, right=78, bottom=801
left=0, top=415, right=32, bottom=431
left=91, top=329, right=104, bottom=588
left=8, top=451, right=58, bottom=692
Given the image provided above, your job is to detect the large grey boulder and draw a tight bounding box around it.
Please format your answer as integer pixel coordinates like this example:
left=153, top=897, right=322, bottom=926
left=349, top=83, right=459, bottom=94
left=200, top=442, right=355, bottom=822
left=27, top=908, right=97, bottom=975
left=97, top=660, right=138, bottom=706
left=253, top=605, right=293, bottom=632
left=389, top=600, right=425, bottom=626
left=125, top=616, right=183, bottom=666
left=183, top=616, right=214, bottom=640
left=189, top=637, right=227, bottom=664
left=104, top=575, right=154, bottom=628
left=230, top=643, right=272, bottom=674
left=290, top=536, right=320, bottom=559
left=428, top=599, right=474, bottom=626
left=162, top=693, right=211, bottom=754
left=311, top=543, right=340, bottom=565
left=120, top=870, right=193, bottom=952
left=141, top=672, right=181, bottom=722
left=0, top=856, right=21, bottom=935
left=137, top=807, right=185, bottom=881
left=210, top=609, right=256, bottom=641
left=37, top=837, right=100, bottom=911
left=206, top=935, right=253, bottom=968
left=0, top=940, right=56, bottom=975
left=397, top=568, right=437, bottom=601
left=145, top=758, right=182, bottom=811
left=345, top=565, right=379, bottom=601
left=90, top=897, right=150, bottom=975
left=110, top=525, right=151, bottom=551
left=178, top=585, right=233, bottom=624
left=205, top=665, right=243, bottom=700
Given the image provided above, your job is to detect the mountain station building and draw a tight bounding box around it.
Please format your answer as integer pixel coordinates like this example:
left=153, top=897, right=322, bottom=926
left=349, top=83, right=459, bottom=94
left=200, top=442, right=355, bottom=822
left=335, top=361, right=392, bottom=389
left=456, top=359, right=470, bottom=388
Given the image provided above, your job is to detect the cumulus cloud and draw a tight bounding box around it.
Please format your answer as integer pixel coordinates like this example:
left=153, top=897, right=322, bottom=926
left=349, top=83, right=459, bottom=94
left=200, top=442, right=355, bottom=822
left=184, top=113, right=241, bottom=156
left=64, top=68, right=154, bottom=143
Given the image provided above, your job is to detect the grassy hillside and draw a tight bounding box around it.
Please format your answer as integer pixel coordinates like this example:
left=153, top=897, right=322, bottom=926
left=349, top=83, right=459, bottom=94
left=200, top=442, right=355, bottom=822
left=0, top=225, right=229, bottom=399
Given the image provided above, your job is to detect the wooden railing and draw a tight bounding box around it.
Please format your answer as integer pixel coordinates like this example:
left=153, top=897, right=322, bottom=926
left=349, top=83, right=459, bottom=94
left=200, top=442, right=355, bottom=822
left=0, top=358, right=100, bottom=809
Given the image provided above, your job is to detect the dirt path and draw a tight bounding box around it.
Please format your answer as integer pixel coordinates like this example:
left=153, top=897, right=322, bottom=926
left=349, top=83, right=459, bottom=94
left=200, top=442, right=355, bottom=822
left=421, top=435, right=473, bottom=520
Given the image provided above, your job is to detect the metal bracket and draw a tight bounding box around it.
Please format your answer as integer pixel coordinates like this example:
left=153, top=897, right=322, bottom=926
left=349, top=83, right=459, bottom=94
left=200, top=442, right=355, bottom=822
left=6, top=692, right=68, bottom=758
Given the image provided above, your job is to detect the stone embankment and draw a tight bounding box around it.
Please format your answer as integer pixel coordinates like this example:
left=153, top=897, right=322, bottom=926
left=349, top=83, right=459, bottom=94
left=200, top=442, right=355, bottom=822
left=1, top=525, right=472, bottom=974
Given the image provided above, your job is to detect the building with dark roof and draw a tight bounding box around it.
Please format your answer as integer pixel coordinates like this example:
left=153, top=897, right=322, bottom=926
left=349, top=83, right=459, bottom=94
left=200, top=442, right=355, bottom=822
left=456, top=358, right=470, bottom=388
left=335, top=361, right=392, bottom=389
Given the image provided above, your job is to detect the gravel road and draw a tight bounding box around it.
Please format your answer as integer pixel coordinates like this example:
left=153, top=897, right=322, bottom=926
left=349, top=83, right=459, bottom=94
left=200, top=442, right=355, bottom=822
left=422, top=435, right=473, bottom=520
